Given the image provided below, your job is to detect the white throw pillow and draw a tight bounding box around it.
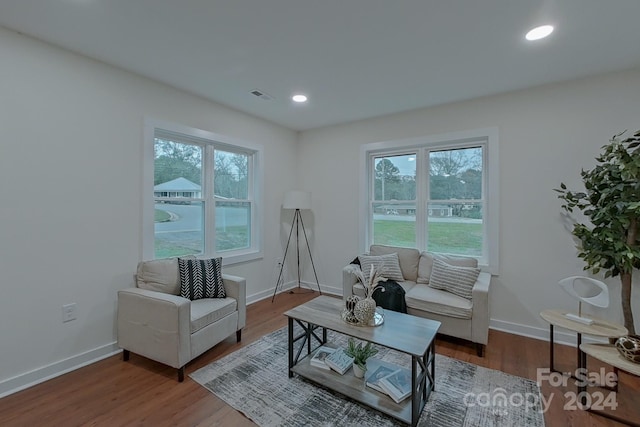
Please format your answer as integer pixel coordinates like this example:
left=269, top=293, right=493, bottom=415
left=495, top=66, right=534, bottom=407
left=358, top=253, right=404, bottom=282
left=428, top=258, right=480, bottom=300
left=417, top=252, right=478, bottom=284
left=136, top=257, right=181, bottom=295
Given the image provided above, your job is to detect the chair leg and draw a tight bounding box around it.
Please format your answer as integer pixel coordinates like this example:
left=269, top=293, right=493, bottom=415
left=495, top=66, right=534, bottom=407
left=236, top=329, right=242, bottom=342
left=476, top=343, right=485, bottom=357
left=178, top=367, right=184, bottom=382
left=123, top=349, right=130, bottom=361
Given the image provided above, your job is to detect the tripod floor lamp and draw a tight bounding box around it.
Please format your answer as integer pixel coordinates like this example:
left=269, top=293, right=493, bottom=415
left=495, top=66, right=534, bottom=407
left=272, top=190, right=322, bottom=302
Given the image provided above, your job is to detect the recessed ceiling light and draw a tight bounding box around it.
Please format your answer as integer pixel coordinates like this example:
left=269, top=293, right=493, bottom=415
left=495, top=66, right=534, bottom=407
left=292, top=94, right=308, bottom=103
left=526, top=25, right=554, bottom=41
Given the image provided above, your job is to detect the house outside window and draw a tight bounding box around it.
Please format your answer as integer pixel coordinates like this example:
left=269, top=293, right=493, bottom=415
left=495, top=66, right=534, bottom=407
left=361, top=128, right=499, bottom=273
left=143, top=119, right=263, bottom=265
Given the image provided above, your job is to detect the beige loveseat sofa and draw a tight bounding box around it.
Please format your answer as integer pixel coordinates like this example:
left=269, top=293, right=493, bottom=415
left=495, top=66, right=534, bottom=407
left=343, top=245, right=491, bottom=356
left=117, top=257, right=246, bottom=381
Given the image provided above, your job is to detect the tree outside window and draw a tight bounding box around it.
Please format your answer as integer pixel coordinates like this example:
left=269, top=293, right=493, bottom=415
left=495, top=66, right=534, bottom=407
left=370, top=145, right=485, bottom=258
left=152, top=133, right=256, bottom=259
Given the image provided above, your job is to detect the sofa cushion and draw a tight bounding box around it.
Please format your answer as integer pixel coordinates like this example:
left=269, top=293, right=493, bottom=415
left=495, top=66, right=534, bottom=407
left=417, top=252, right=478, bottom=284
left=190, top=297, right=237, bottom=333
left=178, top=257, right=226, bottom=300
left=358, top=253, right=404, bottom=282
left=405, top=284, right=473, bottom=319
left=136, top=257, right=182, bottom=295
left=353, top=280, right=416, bottom=298
left=428, top=258, right=480, bottom=300
left=370, top=245, right=420, bottom=282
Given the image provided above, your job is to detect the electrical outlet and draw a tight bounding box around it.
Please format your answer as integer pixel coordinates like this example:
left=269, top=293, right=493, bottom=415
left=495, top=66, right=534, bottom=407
left=62, top=303, right=77, bottom=323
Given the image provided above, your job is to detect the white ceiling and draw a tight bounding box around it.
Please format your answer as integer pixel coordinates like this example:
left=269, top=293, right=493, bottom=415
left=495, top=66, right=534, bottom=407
left=1, top=1, right=639, bottom=131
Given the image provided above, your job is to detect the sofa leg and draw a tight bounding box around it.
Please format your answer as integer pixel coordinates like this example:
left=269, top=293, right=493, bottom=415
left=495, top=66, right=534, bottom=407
left=178, top=367, right=185, bottom=382
left=476, top=343, right=485, bottom=357
left=123, top=349, right=130, bottom=361
left=236, top=329, right=242, bottom=342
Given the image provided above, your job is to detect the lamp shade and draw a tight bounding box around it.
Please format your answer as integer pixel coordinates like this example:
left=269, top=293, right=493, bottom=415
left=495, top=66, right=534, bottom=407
left=283, top=190, right=312, bottom=210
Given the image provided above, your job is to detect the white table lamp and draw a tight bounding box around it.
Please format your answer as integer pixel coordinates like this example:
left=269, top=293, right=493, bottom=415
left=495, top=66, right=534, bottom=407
left=282, top=190, right=312, bottom=210
left=558, top=276, right=609, bottom=325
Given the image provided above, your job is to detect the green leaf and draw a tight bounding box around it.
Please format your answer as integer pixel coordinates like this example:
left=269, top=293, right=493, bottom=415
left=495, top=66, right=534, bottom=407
left=555, top=129, right=640, bottom=296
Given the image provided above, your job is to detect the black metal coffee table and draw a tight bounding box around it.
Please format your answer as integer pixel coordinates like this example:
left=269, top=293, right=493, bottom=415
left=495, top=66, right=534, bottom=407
left=284, top=296, right=440, bottom=426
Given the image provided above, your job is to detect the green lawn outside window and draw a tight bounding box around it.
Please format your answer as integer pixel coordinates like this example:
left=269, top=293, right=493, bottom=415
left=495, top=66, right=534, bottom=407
left=373, top=220, right=482, bottom=256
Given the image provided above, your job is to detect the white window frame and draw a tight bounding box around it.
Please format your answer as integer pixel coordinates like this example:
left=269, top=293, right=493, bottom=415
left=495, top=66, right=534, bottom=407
left=143, top=118, right=264, bottom=265
left=359, top=128, right=499, bottom=274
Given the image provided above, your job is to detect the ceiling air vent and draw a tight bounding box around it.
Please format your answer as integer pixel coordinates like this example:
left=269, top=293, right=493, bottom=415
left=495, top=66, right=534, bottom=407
left=250, top=89, right=274, bottom=101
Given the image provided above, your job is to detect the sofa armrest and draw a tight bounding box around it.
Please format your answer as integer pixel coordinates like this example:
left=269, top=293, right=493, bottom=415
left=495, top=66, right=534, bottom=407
left=342, top=264, right=361, bottom=300
left=117, top=288, right=191, bottom=369
left=222, top=273, right=246, bottom=330
left=470, top=272, right=492, bottom=345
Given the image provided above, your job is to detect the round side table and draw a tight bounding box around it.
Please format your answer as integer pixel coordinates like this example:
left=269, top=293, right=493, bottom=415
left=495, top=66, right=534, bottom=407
left=578, top=343, right=640, bottom=426
left=540, top=309, right=627, bottom=377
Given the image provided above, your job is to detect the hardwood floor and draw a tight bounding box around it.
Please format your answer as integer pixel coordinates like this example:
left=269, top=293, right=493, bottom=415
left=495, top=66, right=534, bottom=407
left=0, top=292, right=637, bottom=426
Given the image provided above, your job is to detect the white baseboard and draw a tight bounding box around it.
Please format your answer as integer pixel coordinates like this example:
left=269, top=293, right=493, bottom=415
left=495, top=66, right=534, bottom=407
left=247, top=280, right=298, bottom=304
left=2, top=287, right=608, bottom=399
left=317, top=282, right=343, bottom=296
left=247, top=280, right=342, bottom=305
left=0, top=342, right=121, bottom=399
left=257, top=283, right=605, bottom=348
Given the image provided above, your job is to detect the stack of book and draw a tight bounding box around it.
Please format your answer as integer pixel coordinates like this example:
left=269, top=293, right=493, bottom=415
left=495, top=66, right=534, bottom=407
left=364, top=359, right=412, bottom=403
left=379, top=369, right=412, bottom=403
left=309, top=346, right=336, bottom=370
left=324, top=348, right=354, bottom=375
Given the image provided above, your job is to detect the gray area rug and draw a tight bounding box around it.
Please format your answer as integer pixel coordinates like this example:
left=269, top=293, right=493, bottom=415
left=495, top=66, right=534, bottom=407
left=191, top=326, right=545, bottom=426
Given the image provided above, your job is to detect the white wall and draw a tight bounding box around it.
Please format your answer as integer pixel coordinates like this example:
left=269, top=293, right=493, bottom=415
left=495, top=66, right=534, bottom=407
left=2, top=22, right=640, bottom=397
left=297, top=67, right=640, bottom=341
left=0, top=27, right=297, bottom=395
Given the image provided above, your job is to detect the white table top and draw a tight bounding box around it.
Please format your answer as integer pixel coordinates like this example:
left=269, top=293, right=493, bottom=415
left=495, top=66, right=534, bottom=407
left=540, top=309, right=628, bottom=338
left=580, top=343, right=640, bottom=377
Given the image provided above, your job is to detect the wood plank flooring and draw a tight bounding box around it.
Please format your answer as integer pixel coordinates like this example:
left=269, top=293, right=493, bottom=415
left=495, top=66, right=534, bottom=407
left=0, top=292, right=638, bottom=426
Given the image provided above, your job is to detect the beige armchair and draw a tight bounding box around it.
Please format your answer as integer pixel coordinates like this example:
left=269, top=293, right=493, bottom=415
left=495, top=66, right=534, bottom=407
left=117, top=258, right=246, bottom=381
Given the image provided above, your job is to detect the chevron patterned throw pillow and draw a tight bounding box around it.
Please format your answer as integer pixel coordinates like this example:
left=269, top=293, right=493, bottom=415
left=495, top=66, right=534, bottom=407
left=178, top=257, right=226, bottom=300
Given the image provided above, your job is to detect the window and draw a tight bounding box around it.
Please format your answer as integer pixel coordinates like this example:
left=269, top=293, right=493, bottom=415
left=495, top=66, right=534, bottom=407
left=143, top=119, right=263, bottom=264
left=361, top=128, right=499, bottom=273
left=372, top=153, right=417, bottom=248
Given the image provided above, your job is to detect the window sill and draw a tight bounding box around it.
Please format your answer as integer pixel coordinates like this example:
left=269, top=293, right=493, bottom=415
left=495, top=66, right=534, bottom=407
left=218, top=249, right=263, bottom=266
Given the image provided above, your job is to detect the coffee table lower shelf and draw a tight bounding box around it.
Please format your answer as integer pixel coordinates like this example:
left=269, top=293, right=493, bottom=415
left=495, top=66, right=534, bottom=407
left=291, top=352, right=419, bottom=424
left=284, top=296, right=440, bottom=426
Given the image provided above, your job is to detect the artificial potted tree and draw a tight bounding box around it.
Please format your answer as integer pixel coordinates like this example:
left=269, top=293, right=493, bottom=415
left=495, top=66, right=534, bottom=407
left=555, top=130, right=640, bottom=334
left=345, top=338, right=378, bottom=378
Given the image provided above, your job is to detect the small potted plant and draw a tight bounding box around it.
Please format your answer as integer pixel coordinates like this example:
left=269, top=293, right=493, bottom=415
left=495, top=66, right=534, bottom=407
left=345, top=338, right=378, bottom=378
